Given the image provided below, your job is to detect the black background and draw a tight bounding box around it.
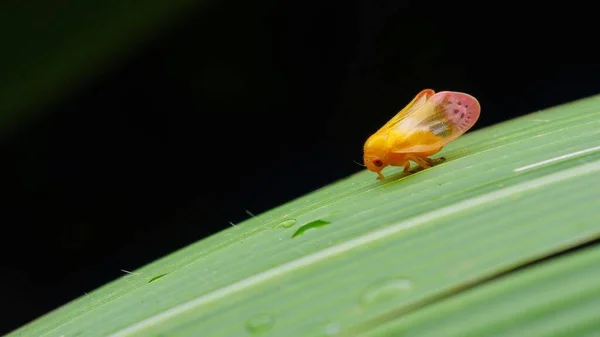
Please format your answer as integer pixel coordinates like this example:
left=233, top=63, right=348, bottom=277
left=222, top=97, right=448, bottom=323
left=2, top=0, right=599, bottom=334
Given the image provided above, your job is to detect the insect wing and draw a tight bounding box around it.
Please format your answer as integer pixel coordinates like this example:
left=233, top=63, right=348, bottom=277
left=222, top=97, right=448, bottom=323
left=390, top=91, right=480, bottom=153
left=375, top=89, right=435, bottom=133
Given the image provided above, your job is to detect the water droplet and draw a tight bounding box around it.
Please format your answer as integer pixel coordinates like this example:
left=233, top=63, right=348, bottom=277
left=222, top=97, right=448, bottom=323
left=360, top=278, right=413, bottom=307
left=273, top=219, right=296, bottom=229
left=148, top=273, right=169, bottom=283
left=292, top=219, right=331, bottom=238
left=245, top=313, right=275, bottom=334
left=323, top=322, right=341, bottom=336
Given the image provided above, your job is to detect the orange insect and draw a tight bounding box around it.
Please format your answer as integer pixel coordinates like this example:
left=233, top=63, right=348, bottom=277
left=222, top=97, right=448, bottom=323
left=363, top=89, right=480, bottom=179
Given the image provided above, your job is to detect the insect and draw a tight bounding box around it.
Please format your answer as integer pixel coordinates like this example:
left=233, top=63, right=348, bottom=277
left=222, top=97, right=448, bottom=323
left=363, top=89, right=480, bottom=180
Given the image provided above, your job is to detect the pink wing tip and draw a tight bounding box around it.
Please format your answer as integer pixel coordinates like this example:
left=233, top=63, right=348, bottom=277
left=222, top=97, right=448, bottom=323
left=432, top=91, right=481, bottom=131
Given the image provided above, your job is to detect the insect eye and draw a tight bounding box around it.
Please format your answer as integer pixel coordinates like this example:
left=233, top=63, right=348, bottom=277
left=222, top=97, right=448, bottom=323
left=373, top=159, right=383, bottom=167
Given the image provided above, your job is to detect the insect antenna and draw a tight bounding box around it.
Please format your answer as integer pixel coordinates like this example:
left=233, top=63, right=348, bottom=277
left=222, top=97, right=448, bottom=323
left=353, top=160, right=366, bottom=167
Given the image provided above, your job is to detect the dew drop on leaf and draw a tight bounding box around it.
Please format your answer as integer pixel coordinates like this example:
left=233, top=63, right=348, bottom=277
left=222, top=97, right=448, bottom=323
left=359, top=278, right=413, bottom=307
left=292, top=220, right=331, bottom=238
left=323, top=321, right=341, bottom=336
left=245, top=313, right=275, bottom=334
left=273, top=219, right=297, bottom=229
left=148, top=273, right=169, bottom=283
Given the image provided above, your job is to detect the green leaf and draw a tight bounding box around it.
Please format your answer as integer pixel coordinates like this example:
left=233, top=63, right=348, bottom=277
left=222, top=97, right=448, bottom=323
left=8, top=94, right=600, bottom=337
left=363, top=243, right=600, bottom=336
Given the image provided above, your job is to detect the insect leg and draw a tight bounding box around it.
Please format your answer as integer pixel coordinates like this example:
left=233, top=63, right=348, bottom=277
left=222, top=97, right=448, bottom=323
left=403, top=162, right=411, bottom=172
left=409, top=156, right=431, bottom=169
left=423, top=156, right=446, bottom=165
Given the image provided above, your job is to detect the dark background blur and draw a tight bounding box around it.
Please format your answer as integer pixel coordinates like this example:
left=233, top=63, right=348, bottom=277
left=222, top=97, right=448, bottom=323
left=1, top=0, right=598, bottom=334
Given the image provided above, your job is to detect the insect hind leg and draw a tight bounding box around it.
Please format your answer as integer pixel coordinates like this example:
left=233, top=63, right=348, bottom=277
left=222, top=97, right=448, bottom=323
left=408, top=155, right=446, bottom=170
left=423, top=156, right=446, bottom=165
left=403, top=155, right=430, bottom=170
